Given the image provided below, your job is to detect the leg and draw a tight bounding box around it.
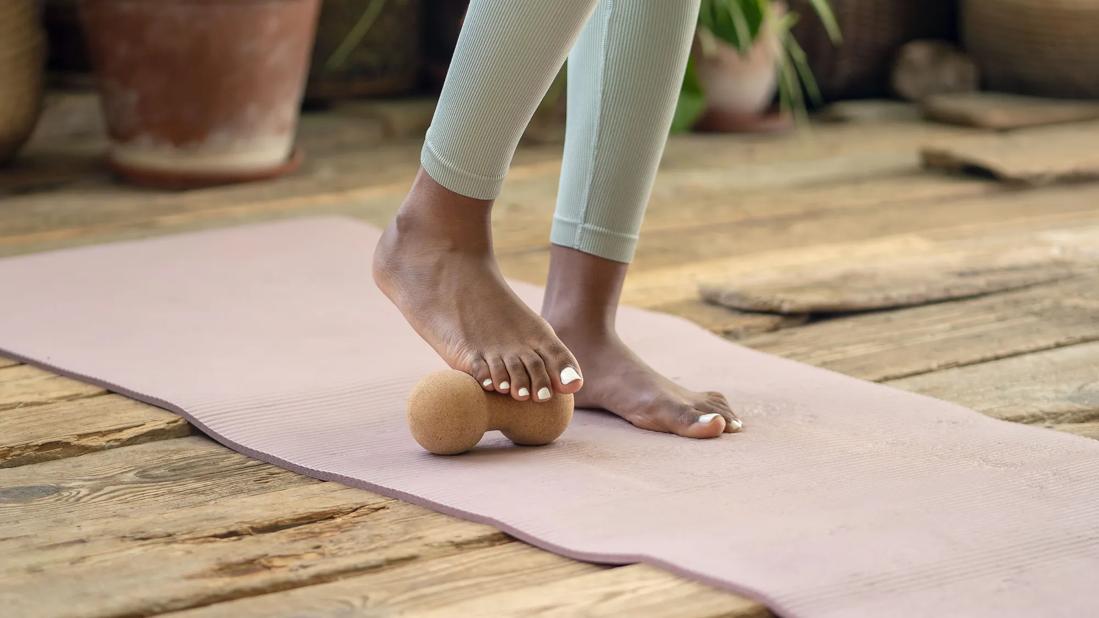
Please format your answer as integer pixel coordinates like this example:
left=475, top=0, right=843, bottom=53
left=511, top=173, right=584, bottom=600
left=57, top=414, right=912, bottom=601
left=542, top=0, right=742, bottom=437
left=375, top=0, right=597, bottom=402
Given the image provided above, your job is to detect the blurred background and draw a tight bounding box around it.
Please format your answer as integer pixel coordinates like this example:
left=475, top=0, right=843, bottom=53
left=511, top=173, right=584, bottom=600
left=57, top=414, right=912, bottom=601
left=3, top=0, right=1098, bottom=183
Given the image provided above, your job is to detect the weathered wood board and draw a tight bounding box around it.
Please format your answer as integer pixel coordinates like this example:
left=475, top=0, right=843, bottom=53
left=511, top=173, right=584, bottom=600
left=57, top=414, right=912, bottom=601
left=921, top=92, right=1099, bottom=130
left=922, top=121, right=1099, bottom=184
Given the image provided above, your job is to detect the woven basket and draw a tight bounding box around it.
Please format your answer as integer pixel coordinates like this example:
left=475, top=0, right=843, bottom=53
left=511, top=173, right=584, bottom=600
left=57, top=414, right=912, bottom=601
left=307, top=0, right=423, bottom=100
left=790, top=0, right=957, bottom=101
left=963, top=0, right=1099, bottom=99
left=0, top=0, right=46, bottom=165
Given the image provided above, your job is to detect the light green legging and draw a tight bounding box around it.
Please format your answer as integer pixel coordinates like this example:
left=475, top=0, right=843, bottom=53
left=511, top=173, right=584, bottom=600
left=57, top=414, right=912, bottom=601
left=421, top=0, right=701, bottom=263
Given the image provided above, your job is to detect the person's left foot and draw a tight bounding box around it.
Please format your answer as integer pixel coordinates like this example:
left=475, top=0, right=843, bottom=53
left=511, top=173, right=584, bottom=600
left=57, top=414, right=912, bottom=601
left=543, top=315, right=742, bottom=439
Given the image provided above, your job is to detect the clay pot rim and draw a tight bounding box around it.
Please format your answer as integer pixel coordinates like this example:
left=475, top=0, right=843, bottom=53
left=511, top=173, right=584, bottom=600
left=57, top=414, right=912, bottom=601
left=107, top=146, right=304, bottom=190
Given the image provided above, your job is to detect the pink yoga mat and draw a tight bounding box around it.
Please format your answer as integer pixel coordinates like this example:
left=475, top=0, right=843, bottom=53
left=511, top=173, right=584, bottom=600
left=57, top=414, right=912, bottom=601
left=1, top=218, right=1096, bottom=617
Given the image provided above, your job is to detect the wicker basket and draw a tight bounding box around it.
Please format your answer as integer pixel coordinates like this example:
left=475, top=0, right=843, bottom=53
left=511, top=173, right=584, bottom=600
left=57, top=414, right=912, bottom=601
left=307, top=0, right=423, bottom=100
left=789, top=0, right=957, bottom=101
left=963, top=0, right=1099, bottom=99
left=0, top=0, right=46, bottom=165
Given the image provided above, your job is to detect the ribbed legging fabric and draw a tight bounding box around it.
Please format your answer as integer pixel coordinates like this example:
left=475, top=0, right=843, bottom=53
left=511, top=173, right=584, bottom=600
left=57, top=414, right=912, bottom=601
left=421, top=0, right=701, bottom=263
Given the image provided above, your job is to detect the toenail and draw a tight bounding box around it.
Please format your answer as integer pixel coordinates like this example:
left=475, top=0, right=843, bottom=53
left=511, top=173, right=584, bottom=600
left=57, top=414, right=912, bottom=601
left=536, top=387, right=551, bottom=401
left=498, top=381, right=509, bottom=392
left=560, top=366, right=582, bottom=385
left=482, top=378, right=493, bottom=389
left=729, top=418, right=743, bottom=430
left=517, top=387, right=530, bottom=398
left=698, top=413, right=721, bottom=425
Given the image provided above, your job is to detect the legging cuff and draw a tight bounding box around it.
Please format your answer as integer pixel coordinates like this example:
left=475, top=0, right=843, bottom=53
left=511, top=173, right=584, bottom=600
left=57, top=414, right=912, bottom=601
left=420, top=138, right=505, bottom=200
left=550, top=215, right=637, bottom=263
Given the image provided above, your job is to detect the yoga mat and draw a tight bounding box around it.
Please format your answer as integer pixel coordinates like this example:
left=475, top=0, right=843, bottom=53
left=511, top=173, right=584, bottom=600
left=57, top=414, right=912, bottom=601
left=1, top=217, right=1097, bottom=617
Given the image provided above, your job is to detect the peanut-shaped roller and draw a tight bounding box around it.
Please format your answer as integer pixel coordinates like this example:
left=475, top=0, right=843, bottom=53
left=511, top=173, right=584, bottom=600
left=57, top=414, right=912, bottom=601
left=407, top=369, right=574, bottom=455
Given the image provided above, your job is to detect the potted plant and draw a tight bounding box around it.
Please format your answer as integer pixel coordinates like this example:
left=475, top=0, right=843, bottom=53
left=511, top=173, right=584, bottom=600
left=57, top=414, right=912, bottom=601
left=673, top=0, right=841, bottom=133
left=78, top=0, right=321, bottom=188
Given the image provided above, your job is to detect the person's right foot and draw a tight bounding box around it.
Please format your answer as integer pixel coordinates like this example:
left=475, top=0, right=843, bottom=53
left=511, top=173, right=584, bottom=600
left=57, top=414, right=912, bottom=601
left=373, top=169, right=583, bottom=402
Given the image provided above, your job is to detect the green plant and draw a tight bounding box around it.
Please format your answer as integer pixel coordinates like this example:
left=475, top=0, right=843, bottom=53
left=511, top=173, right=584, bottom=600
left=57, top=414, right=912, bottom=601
left=672, top=0, right=842, bottom=131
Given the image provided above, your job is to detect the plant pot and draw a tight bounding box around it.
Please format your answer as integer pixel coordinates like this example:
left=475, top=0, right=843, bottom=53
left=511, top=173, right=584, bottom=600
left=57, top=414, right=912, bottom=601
left=692, top=13, right=791, bottom=133
left=963, top=0, right=1099, bottom=99
left=307, top=0, right=423, bottom=101
left=0, top=0, right=46, bottom=166
left=78, top=0, right=321, bottom=189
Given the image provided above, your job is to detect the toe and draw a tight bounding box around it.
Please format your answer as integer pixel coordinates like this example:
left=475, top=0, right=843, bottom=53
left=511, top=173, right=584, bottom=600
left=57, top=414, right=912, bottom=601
left=521, top=351, right=553, bottom=403
left=504, top=355, right=531, bottom=401
left=702, top=393, right=741, bottom=432
left=470, top=356, right=494, bottom=391
left=486, top=355, right=510, bottom=393
left=699, top=400, right=742, bottom=433
left=539, top=342, right=583, bottom=395
left=666, top=404, right=725, bottom=439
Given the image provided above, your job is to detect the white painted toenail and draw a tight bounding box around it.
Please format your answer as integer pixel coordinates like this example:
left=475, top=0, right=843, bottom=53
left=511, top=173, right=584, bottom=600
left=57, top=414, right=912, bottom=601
left=729, top=418, right=743, bottom=430
left=482, top=379, right=493, bottom=389
left=537, top=387, right=552, bottom=401
left=560, top=367, right=582, bottom=385
left=517, top=387, right=530, bottom=398
left=498, top=381, right=509, bottom=392
left=698, top=413, right=721, bottom=425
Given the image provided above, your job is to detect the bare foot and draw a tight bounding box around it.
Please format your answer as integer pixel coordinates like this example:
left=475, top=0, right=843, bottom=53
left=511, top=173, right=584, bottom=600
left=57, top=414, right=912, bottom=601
left=373, top=170, right=583, bottom=402
left=542, top=246, right=742, bottom=438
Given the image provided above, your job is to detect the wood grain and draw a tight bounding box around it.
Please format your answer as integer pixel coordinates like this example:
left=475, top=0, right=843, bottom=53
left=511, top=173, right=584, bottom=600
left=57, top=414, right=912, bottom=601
left=921, top=92, right=1099, bottom=130
left=0, top=393, right=190, bottom=468
left=1, top=482, right=508, bottom=617
left=888, top=341, right=1099, bottom=426
left=0, top=364, right=105, bottom=412
left=740, top=276, right=1099, bottom=382
left=0, top=437, right=314, bottom=529
left=169, top=542, right=602, bottom=618
left=413, top=563, right=768, bottom=618
left=922, top=121, right=1099, bottom=185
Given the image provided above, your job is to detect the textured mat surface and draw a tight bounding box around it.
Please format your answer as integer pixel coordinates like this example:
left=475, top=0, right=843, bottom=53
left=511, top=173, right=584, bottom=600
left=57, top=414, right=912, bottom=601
left=1, top=218, right=1097, bottom=618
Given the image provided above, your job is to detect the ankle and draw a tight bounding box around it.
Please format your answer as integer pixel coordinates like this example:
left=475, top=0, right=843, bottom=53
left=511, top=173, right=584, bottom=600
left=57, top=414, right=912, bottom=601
left=392, top=171, right=494, bottom=254
left=543, top=304, right=616, bottom=344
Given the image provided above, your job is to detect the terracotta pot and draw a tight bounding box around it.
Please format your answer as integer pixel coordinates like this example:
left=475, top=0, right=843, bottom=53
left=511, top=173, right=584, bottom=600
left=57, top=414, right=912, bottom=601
left=78, top=0, right=320, bottom=188
left=0, top=0, right=46, bottom=165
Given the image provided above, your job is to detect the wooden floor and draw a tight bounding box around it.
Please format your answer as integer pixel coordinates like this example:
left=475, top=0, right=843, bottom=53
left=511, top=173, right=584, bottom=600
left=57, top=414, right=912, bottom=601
left=2, top=94, right=1098, bottom=617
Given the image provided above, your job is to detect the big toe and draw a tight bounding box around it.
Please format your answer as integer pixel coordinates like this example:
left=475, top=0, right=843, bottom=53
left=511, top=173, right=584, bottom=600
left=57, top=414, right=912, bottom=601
left=541, top=342, right=583, bottom=395
left=667, top=405, right=726, bottom=439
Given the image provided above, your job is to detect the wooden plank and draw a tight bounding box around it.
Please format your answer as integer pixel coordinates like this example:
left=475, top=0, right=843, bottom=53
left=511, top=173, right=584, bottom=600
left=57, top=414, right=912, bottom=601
left=412, top=563, right=768, bottom=618
left=1, top=482, right=510, bottom=617
left=887, top=341, right=1099, bottom=426
left=922, top=120, right=1099, bottom=185
left=491, top=169, right=1003, bottom=255
left=0, top=364, right=105, bottom=412
left=0, top=437, right=314, bottom=529
left=1052, top=421, right=1099, bottom=440
left=500, top=183, right=1099, bottom=282
left=651, top=299, right=808, bottom=338
left=921, top=92, right=1099, bottom=130
left=168, top=542, right=601, bottom=618
left=601, top=211, right=1099, bottom=319
left=0, top=393, right=191, bottom=468
left=739, top=276, right=1099, bottom=382
left=699, top=245, right=1086, bottom=315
